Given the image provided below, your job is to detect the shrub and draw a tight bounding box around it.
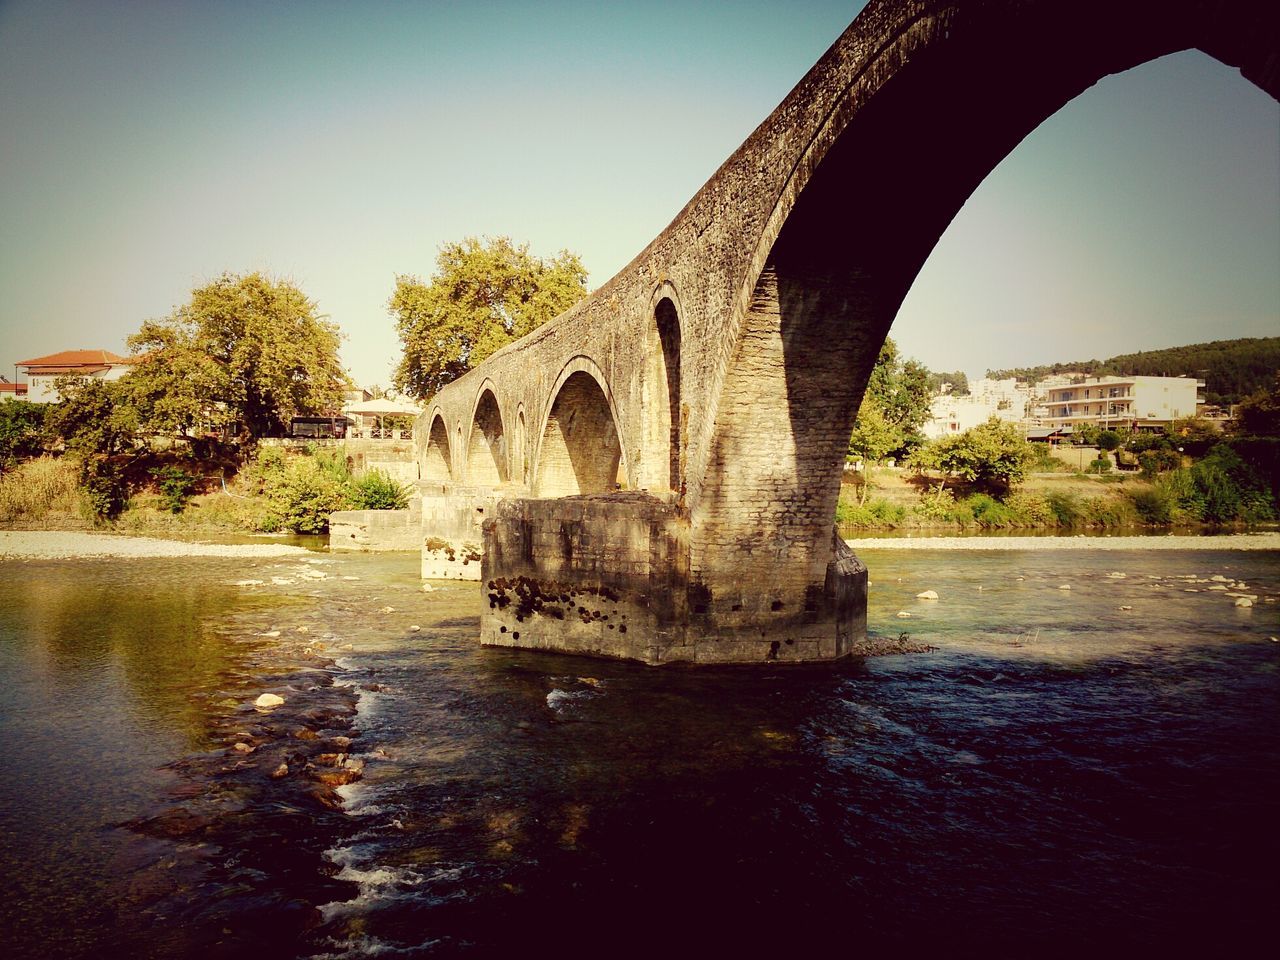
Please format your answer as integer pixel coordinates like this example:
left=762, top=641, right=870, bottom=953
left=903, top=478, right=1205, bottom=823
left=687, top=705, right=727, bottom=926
left=837, top=497, right=905, bottom=528
left=1086, top=453, right=1113, bottom=474
left=1045, top=491, right=1084, bottom=527
left=1080, top=495, right=1138, bottom=527
left=150, top=465, right=199, bottom=514
left=965, top=493, right=1021, bottom=528
left=80, top=456, right=130, bottom=521
left=1130, top=487, right=1174, bottom=525
left=352, top=470, right=410, bottom=510
left=0, top=456, right=84, bottom=521
left=259, top=455, right=355, bottom=533
left=0, top=400, right=47, bottom=470
left=1004, top=492, right=1056, bottom=526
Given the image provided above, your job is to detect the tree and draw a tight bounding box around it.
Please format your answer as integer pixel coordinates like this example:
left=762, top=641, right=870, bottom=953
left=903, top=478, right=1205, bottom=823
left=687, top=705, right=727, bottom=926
left=926, top=370, right=970, bottom=395
left=847, top=337, right=933, bottom=463
left=44, top=377, right=138, bottom=458
left=0, top=400, right=46, bottom=471
left=389, top=236, right=589, bottom=399
left=129, top=272, right=348, bottom=440
left=909, top=417, right=1034, bottom=493
left=1234, top=374, right=1280, bottom=437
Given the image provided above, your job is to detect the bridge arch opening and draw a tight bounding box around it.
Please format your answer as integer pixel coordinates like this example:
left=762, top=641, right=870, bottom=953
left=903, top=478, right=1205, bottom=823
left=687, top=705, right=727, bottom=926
left=535, top=370, right=624, bottom=497
left=422, top=413, right=452, bottom=484
left=516, top=407, right=528, bottom=486
left=693, top=1, right=1277, bottom=594
left=645, top=295, right=683, bottom=495
left=465, top=388, right=506, bottom=486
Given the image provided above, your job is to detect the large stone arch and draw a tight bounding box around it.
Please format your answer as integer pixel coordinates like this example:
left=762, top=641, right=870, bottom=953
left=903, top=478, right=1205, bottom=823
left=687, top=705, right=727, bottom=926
left=465, top=382, right=507, bottom=486
left=422, top=410, right=453, bottom=484
left=689, top=0, right=1280, bottom=611
left=533, top=357, right=630, bottom=498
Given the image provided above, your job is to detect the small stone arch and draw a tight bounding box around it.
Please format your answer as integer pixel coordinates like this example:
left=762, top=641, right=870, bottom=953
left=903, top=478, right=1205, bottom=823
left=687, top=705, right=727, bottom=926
left=643, top=282, right=683, bottom=496
left=515, top=405, right=529, bottom=487
left=465, top=383, right=507, bottom=486
left=422, top=410, right=452, bottom=483
left=534, top=357, right=629, bottom=498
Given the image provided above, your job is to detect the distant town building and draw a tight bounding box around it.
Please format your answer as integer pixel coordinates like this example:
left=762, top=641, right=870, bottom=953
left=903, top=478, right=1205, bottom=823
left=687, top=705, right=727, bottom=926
left=16, top=349, right=135, bottom=403
left=1040, top=375, right=1203, bottom=431
left=923, top=377, right=1034, bottom=439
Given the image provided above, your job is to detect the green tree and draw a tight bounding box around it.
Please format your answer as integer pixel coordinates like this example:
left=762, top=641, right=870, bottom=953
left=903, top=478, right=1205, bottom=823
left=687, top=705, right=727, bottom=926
left=389, top=236, right=589, bottom=399
left=847, top=338, right=934, bottom=463
left=129, top=272, right=348, bottom=440
left=1234, top=374, right=1280, bottom=437
left=0, top=399, right=46, bottom=471
left=925, top=370, right=970, bottom=395
left=44, top=377, right=138, bottom=457
left=909, top=417, right=1034, bottom=494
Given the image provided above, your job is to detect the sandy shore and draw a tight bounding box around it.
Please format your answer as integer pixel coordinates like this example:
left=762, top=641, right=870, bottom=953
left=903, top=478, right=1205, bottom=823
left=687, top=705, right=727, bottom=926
left=846, top=533, right=1280, bottom=551
left=0, top=530, right=315, bottom=560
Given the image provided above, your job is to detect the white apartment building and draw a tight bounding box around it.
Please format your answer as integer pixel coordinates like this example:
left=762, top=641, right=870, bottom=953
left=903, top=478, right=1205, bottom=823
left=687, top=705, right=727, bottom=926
left=1041, top=375, right=1203, bottom=431
left=923, top=377, right=1033, bottom=439
left=16, top=350, right=135, bottom=403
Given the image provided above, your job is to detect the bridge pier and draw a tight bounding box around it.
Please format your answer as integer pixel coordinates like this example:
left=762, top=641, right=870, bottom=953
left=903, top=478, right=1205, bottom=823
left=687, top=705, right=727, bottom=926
left=478, top=493, right=866, bottom=665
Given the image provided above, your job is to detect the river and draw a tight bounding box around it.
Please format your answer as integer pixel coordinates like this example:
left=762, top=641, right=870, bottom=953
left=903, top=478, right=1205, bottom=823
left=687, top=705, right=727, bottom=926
left=2, top=540, right=1277, bottom=957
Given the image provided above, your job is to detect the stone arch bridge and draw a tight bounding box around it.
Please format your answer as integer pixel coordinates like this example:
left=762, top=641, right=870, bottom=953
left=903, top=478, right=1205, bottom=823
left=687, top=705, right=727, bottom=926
left=415, top=0, right=1278, bottom=664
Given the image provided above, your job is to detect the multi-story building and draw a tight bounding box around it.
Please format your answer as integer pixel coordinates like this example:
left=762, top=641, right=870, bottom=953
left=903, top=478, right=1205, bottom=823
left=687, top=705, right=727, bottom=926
left=1040, top=375, right=1203, bottom=431
left=923, top=377, right=1034, bottom=439
left=16, top=350, right=136, bottom=403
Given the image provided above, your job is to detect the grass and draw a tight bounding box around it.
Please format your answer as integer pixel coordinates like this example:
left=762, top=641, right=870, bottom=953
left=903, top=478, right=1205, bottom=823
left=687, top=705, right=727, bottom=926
left=0, top=457, right=88, bottom=525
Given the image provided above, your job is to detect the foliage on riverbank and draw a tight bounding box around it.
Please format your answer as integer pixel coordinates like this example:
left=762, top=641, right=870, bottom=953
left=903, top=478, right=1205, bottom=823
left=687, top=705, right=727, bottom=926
left=840, top=438, right=1279, bottom=531
left=0, top=445, right=412, bottom=535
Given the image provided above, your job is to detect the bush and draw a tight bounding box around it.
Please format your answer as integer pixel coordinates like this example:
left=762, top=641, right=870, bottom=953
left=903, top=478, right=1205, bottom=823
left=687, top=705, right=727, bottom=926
left=259, top=452, right=355, bottom=533
left=1138, top=448, right=1182, bottom=477
left=1004, top=492, right=1056, bottom=526
left=1130, top=487, right=1175, bottom=525
left=80, top=457, right=130, bottom=521
left=1080, top=495, right=1138, bottom=527
left=150, top=465, right=198, bottom=514
left=836, top=497, right=905, bottom=528
left=1086, top=453, right=1113, bottom=474
left=0, top=400, right=46, bottom=470
left=1045, top=491, right=1084, bottom=527
left=965, top=493, right=1021, bottom=528
left=352, top=470, right=410, bottom=510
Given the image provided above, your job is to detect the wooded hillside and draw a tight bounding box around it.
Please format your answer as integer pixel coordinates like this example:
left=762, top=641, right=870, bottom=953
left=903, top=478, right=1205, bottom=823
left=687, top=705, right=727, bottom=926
left=987, top=337, right=1280, bottom=405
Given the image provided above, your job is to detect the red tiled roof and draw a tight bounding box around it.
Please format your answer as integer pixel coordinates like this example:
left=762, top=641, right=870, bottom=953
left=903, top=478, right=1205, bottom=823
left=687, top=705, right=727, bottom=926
left=25, top=365, right=110, bottom=375
left=0, top=383, right=28, bottom=395
left=17, top=349, right=132, bottom=368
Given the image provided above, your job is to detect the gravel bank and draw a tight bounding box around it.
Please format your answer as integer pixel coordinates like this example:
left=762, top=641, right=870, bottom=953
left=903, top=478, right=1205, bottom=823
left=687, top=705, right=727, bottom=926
left=845, top=533, right=1280, bottom=551
left=0, top=531, right=314, bottom=560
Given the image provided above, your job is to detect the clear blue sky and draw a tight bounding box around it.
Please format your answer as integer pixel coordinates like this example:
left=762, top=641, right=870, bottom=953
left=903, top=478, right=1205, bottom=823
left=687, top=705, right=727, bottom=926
left=1, top=0, right=1276, bottom=388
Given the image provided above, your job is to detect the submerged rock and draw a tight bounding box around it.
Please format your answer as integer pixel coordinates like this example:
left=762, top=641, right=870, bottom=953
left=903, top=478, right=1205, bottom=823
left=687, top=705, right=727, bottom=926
left=271, top=763, right=289, bottom=779
left=916, top=590, right=939, bottom=600
left=1235, top=598, right=1253, bottom=608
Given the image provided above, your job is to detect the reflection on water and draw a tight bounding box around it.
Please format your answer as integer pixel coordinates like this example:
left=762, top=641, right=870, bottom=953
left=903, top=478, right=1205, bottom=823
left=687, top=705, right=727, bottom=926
left=3, top=546, right=1279, bottom=957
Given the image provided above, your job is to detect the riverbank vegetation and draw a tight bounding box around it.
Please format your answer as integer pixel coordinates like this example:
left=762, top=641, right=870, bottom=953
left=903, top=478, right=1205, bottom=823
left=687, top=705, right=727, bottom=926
left=841, top=427, right=1280, bottom=533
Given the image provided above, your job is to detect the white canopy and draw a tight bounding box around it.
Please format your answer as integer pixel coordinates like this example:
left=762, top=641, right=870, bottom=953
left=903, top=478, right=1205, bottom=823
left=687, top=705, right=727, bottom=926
left=343, top=397, right=421, bottom=417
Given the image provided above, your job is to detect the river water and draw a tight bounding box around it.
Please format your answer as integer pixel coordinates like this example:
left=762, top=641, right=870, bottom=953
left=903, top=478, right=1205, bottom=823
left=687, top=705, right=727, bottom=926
left=2, top=542, right=1278, bottom=957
